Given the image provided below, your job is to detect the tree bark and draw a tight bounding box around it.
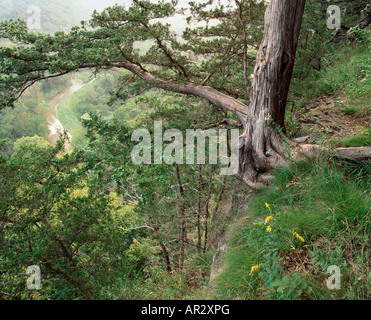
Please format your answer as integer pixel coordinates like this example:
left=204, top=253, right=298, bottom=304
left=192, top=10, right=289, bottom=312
left=174, top=164, right=187, bottom=270
left=158, top=240, right=172, bottom=274
left=148, top=215, right=172, bottom=273
left=202, top=172, right=213, bottom=254
left=79, top=62, right=249, bottom=122
left=81, top=1, right=369, bottom=187
left=8, top=0, right=369, bottom=190
left=298, top=144, right=371, bottom=163
left=235, top=0, right=307, bottom=188
left=197, top=165, right=203, bottom=254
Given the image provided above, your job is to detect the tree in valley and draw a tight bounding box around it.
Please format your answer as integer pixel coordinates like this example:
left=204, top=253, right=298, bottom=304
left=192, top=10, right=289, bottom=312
left=0, top=136, right=148, bottom=300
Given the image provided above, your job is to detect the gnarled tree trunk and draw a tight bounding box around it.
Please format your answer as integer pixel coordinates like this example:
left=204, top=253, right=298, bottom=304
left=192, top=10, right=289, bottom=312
left=236, top=0, right=307, bottom=188
left=5, top=0, right=369, bottom=191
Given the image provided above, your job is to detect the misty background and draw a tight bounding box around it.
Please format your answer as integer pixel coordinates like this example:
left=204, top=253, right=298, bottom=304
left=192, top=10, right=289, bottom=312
left=0, top=0, right=207, bottom=34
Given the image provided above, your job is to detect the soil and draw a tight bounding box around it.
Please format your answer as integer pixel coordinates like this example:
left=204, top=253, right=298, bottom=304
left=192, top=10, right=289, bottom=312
left=295, top=94, right=371, bottom=140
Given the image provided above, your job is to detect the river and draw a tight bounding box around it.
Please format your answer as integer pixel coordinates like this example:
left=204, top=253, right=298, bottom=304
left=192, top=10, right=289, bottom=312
left=46, top=77, right=94, bottom=147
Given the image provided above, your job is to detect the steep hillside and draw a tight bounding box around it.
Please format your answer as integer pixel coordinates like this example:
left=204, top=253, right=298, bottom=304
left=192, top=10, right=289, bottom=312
left=0, top=0, right=369, bottom=302
left=202, top=31, right=371, bottom=301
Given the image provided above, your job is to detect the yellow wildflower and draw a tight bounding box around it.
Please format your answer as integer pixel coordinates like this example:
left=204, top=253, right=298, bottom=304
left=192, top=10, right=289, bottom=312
left=264, top=216, right=273, bottom=225
left=266, top=225, right=272, bottom=233
left=265, top=203, right=270, bottom=208
left=293, top=232, right=305, bottom=243
left=249, top=264, right=261, bottom=276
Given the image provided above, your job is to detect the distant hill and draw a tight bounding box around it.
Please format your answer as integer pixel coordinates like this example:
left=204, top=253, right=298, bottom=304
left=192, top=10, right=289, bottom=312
left=0, top=0, right=91, bottom=33
left=0, top=1, right=202, bottom=35
left=80, top=0, right=128, bottom=13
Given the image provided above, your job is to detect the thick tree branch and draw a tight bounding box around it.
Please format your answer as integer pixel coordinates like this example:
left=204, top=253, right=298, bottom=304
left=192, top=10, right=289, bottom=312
left=107, top=61, right=249, bottom=122
left=297, top=144, right=371, bottom=162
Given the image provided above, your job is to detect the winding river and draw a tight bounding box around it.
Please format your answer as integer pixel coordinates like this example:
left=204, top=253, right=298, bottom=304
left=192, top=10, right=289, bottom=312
left=46, top=78, right=95, bottom=147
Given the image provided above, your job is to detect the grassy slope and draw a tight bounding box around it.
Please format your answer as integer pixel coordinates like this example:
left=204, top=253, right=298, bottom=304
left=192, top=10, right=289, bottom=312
left=205, top=34, right=371, bottom=301
left=292, top=31, right=370, bottom=118
left=312, top=43, right=370, bottom=118
left=209, top=156, right=370, bottom=300
left=55, top=28, right=370, bottom=300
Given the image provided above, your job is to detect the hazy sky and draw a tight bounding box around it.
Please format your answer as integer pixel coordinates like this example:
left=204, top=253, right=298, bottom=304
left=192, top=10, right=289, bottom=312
left=82, top=0, right=233, bottom=13
left=83, top=0, right=227, bottom=34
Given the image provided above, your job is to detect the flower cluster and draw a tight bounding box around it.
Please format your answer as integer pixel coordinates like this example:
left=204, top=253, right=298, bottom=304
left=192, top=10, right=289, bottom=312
left=264, top=216, right=273, bottom=225
left=293, top=231, right=305, bottom=243
left=249, top=264, right=261, bottom=276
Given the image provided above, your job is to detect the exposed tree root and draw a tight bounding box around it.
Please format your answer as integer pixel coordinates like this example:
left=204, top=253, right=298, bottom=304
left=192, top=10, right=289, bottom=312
left=234, top=130, right=288, bottom=189
left=298, top=144, right=371, bottom=162
left=234, top=137, right=371, bottom=190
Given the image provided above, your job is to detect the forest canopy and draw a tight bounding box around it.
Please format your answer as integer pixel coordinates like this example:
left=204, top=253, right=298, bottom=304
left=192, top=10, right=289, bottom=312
left=0, top=0, right=370, bottom=301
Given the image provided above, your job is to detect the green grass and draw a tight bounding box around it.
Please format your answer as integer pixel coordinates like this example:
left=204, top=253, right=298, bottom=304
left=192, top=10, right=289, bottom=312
left=211, top=156, right=370, bottom=300
left=57, top=94, right=92, bottom=149
left=57, top=98, right=82, bottom=134
left=207, top=34, right=371, bottom=300
left=333, top=127, right=371, bottom=148
left=291, top=31, right=371, bottom=117
left=318, top=42, right=371, bottom=117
